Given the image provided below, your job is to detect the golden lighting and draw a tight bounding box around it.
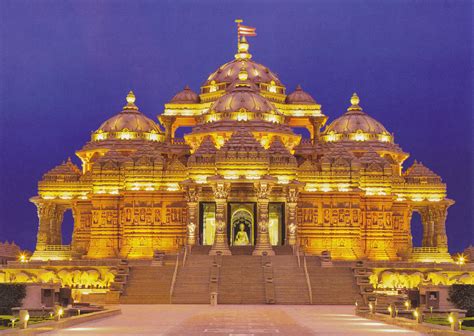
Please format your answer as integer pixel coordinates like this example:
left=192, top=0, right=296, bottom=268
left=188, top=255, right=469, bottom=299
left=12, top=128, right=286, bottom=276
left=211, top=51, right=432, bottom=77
left=95, top=132, right=106, bottom=141
left=379, top=133, right=391, bottom=142
left=353, top=131, right=367, bottom=142
left=237, top=112, right=249, bottom=121
left=19, top=254, right=27, bottom=263
left=209, top=81, right=217, bottom=93
left=238, top=68, right=248, bottom=81
left=305, top=184, right=317, bottom=192
left=321, top=185, right=332, bottom=192
left=42, top=195, right=56, bottom=200
left=337, top=184, right=350, bottom=192
left=166, top=183, right=180, bottom=191
left=326, top=131, right=337, bottom=142
left=194, top=175, right=208, bottom=184
left=413, top=310, right=419, bottom=318
left=245, top=172, right=260, bottom=180
left=119, top=131, right=134, bottom=140
left=59, top=193, right=73, bottom=200
left=148, top=131, right=159, bottom=141
left=224, top=172, right=239, bottom=180
left=454, top=253, right=467, bottom=265
left=268, top=81, right=277, bottom=93
left=277, top=176, right=290, bottom=184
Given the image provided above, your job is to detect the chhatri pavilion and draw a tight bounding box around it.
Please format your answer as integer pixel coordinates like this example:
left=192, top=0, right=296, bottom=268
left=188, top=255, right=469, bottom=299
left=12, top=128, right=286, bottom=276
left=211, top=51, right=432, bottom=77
left=30, top=34, right=453, bottom=263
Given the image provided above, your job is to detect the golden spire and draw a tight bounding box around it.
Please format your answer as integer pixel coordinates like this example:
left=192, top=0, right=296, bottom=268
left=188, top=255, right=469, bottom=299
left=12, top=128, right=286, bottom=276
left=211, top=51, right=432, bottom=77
left=235, top=36, right=252, bottom=60
left=124, top=90, right=138, bottom=110
left=348, top=92, right=362, bottom=111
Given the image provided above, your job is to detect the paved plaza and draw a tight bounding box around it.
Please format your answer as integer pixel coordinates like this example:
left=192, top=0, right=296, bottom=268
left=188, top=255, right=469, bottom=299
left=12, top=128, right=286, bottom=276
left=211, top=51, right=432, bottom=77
left=44, top=305, right=422, bottom=335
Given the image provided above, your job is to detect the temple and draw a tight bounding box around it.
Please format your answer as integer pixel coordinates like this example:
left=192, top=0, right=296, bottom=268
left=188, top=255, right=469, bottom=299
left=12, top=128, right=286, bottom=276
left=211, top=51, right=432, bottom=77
left=30, top=35, right=453, bottom=263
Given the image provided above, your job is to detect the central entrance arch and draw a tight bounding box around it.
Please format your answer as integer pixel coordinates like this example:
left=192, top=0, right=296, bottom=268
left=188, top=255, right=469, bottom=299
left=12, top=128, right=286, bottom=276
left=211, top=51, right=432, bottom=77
left=228, top=203, right=256, bottom=246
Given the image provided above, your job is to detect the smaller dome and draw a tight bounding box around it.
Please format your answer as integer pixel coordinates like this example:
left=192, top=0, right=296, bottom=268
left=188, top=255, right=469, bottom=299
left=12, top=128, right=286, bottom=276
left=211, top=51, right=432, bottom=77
left=169, top=85, right=200, bottom=104
left=286, top=85, right=316, bottom=104
left=323, top=93, right=391, bottom=142
left=97, top=91, right=161, bottom=133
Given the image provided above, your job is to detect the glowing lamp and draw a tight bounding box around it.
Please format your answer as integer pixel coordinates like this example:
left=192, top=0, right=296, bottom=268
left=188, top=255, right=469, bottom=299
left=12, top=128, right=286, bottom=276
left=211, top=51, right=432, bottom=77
left=194, top=175, right=208, bottom=184
left=237, top=112, right=248, bottom=121
left=95, top=132, right=106, bottom=141
left=19, top=254, right=27, bottom=263
left=59, top=194, right=73, bottom=200
left=119, top=131, right=133, bottom=140
left=224, top=173, right=239, bottom=180
left=353, top=131, right=367, bottom=141
left=277, top=176, right=290, bottom=184
left=166, top=183, right=180, bottom=191
left=149, top=133, right=158, bottom=141
left=42, top=195, right=56, bottom=200
left=454, top=253, right=467, bottom=265
left=337, top=184, right=350, bottom=192
left=326, top=132, right=337, bottom=142
left=379, top=134, right=390, bottom=142
left=321, top=185, right=332, bottom=192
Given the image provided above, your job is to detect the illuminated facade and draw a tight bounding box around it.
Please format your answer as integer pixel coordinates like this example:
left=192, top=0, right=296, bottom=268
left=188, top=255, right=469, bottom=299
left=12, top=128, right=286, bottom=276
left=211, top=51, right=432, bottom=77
left=30, top=35, right=453, bottom=262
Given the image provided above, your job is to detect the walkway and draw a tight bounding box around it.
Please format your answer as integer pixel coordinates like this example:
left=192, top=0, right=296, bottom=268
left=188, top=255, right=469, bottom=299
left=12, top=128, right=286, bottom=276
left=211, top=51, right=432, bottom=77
left=44, top=305, right=422, bottom=335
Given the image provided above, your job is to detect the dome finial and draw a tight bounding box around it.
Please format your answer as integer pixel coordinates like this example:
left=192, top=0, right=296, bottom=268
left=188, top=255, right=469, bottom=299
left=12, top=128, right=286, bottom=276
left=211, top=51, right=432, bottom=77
left=348, top=92, right=362, bottom=111
left=124, top=91, right=138, bottom=110
left=235, top=36, right=252, bottom=60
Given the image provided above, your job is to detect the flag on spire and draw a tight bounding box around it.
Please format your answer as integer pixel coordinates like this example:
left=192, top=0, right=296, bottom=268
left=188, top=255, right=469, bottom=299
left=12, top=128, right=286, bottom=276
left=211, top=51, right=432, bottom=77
left=235, top=19, right=257, bottom=37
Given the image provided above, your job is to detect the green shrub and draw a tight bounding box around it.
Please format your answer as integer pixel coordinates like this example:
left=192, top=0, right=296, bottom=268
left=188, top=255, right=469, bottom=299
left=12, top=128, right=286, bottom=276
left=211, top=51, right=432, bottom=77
left=0, top=284, right=26, bottom=315
left=448, top=285, right=474, bottom=317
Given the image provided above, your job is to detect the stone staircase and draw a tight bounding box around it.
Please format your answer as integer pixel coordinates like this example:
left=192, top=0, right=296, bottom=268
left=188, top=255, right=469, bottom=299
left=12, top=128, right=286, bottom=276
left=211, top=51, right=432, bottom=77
left=218, top=255, right=266, bottom=304
left=119, top=247, right=362, bottom=305
left=171, top=255, right=213, bottom=304
left=120, top=257, right=176, bottom=304
left=306, top=256, right=361, bottom=305
left=272, top=255, right=311, bottom=304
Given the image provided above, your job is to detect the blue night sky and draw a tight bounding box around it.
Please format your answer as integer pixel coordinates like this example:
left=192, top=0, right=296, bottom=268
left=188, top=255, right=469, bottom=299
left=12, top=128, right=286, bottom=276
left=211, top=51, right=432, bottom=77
left=0, top=0, right=472, bottom=252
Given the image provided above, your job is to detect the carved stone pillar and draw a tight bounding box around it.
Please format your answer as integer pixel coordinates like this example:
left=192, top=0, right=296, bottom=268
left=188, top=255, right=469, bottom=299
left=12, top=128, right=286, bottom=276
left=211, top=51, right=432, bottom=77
left=308, top=116, right=327, bottom=143
left=32, top=200, right=66, bottom=251
left=253, top=180, right=275, bottom=256
left=160, top=116, right=176, bottom=143
left=183, top=183, right=200, bottom=246
left=286, top=186, right=300, bottom=246
left=433, top=200, right=453, bottom=253
left=209, top=181, right=231, bottom=255
left=418, top=200, right=453, bottom=252
left=419, top=207, right=435, bottom=247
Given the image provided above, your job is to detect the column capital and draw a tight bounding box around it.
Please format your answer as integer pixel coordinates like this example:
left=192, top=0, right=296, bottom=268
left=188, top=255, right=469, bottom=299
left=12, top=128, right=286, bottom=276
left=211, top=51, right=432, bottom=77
left=253, top=175, right=277, bottom=199
left=180, top=179, right=201, bottom=203
left=208, top=176, right=231, bottom=200
left=285, top=181, right=305, bottom=203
